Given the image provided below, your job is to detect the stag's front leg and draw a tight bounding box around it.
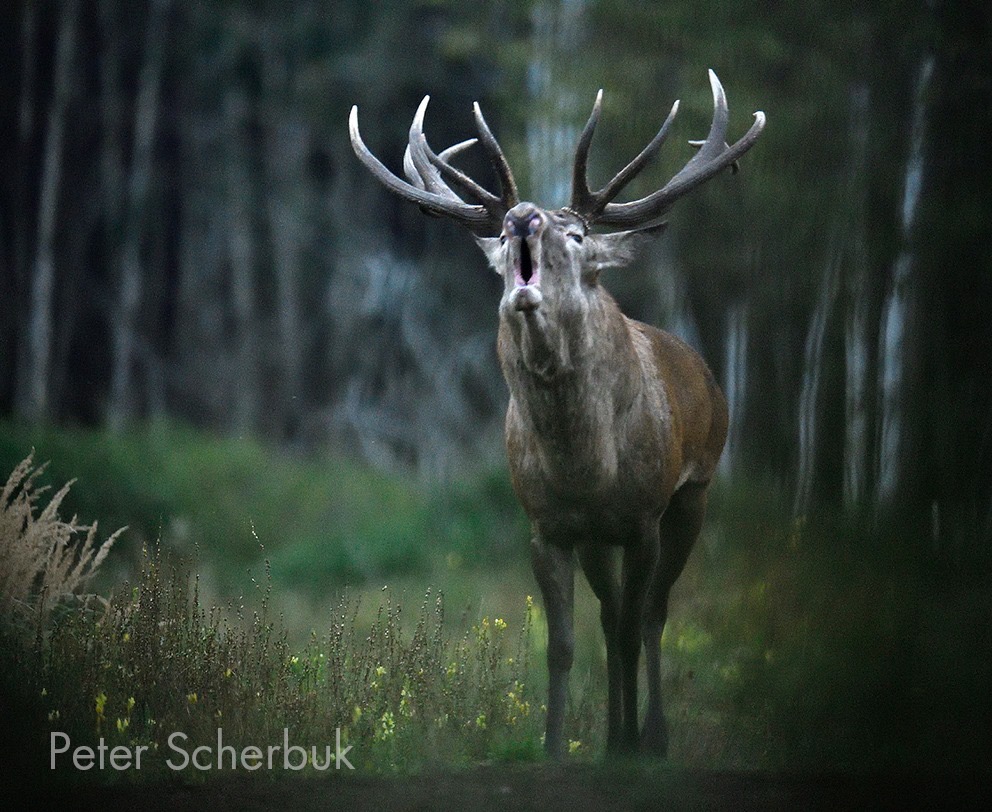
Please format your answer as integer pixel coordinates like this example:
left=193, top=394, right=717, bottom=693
left=577, top=545, right=622, bottom=751
left=619, top=523, right=660, bottom=750
left=530, top=529, right=575, bottom=760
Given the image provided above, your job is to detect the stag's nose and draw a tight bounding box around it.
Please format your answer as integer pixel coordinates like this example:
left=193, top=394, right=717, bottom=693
left=504, top=204, right=545, bottom=238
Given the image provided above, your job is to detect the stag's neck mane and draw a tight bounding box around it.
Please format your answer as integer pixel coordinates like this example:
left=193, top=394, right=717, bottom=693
left=499, top=288, right=650, bottom=471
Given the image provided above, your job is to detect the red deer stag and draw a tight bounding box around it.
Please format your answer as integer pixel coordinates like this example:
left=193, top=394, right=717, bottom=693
left=349, top=71, right=764, bottom=757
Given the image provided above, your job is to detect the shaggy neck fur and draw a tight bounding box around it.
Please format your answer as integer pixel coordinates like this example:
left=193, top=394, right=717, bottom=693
left=499, top=288, right=648, bottom=494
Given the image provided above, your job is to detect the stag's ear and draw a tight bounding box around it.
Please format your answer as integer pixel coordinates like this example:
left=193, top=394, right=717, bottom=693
left=474, top=236, right=504, bottom=272
left=583, top=223, right=666, bottom=281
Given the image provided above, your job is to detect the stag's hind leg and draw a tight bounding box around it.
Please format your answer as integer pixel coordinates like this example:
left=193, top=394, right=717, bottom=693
left=616, top=522, right=661, bottom=751
left=583, top=534, right=658, bottom=754
left=641, top=482, right=709, bottom=755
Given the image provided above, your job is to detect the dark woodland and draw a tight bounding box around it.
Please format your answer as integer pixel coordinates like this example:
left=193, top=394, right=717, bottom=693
left=1, top=1, right=990, bottom=551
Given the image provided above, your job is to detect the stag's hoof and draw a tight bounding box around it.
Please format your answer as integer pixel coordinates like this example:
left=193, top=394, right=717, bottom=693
left=510, top=284, right=542, bottom=312
left=639, top=722, right=669, bottom=757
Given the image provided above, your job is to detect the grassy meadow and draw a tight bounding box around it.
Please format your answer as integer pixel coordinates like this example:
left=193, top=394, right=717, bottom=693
left=1, top=421, right=989, bottom=791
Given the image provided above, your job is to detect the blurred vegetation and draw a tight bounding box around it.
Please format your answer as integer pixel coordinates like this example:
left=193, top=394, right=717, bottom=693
left=2, top=437, right=990, bottom=788
left=0, top=420, right=528, bottom=593
left=0, top=456, right=546, bottom=783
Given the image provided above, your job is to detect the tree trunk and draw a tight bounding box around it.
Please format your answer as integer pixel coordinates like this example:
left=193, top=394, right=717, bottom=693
left=525, top=0, right=587, bottom=205
left=795, top=82, right=873, bottom=517
left=261, top=32, right=308, bottom=440
left=9, top=3, right=37, bottom=394
left=875, top=56, right=932, bottom=509
left=843, top=245, right=873, bottom=509
left=841, top=84, right=874, bottom=511
left=793, top=244, right=842, bottom=516
left=98, top=0, right=126, bottom=270
left=107, top=0, right=171, bottom=431
left=15, top=0, right=80, bottom=422
left=719, top=302, right=748, bottom=478
left=224, top=86, right=260, bottom=435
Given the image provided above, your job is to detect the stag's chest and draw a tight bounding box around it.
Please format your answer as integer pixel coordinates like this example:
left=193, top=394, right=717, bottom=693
left=507, top=447, right=666, bottom=547
left=505, top=386, right=676, bottom=526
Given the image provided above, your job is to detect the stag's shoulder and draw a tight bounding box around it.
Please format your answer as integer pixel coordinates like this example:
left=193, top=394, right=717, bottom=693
left=629, top=319, right=726, bottom=419
left=625, top=319, right=708, bottom=381
left=627, top=317, right=728, bottom=472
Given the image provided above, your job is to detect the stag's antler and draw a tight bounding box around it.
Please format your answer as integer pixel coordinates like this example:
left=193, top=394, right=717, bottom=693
left=570, top=70, right=765, bottom=228
left=349, top=96, right=518, bottom=233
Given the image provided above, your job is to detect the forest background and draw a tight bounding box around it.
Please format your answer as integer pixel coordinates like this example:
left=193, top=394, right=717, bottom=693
left=0, top=0, right=990, bottom=779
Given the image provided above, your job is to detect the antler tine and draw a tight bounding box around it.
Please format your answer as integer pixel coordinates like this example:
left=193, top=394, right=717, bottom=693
left=596, top=70, right=765, bottom=229
left=569, top=89, right=604, bottom=215
left=405, top=140, right=480, bottom=197
left=472, top=102, right=520, bottom=208
left=349, top=101, right=495, bottom=230
left=423, top=139, right=507, bottom=213
left=437, top=138, right=477, bottom=163
left=405, top=96, right=464, bottom=202
left=407, top=117, right=499, bottom=209
left=406, top=97, right=512, bottom=223
left=402, top=145, right=424, bottom=189
left=697, top=68, right=730, bottom=161
left=570, top=91, right=680, bottom=220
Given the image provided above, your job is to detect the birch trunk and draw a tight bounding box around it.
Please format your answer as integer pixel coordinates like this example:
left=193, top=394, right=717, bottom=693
left=719, top=302, right=748, bottom=478
left=842, top=85, right=873, bottom=510
left=876, top=56, right=933, bottom=507
left=16, top=0, right=80, bottom=422
left=795, top=82, right=872, bottom=516
left=107, top=0, right=171, bottom=431
left=526, top=0, right=587, bottom=205
left=224, top=87, right=260, bottom=435
left=793, top=246, right=841, bottom=515
left=843, top=245, right=873, bottom=509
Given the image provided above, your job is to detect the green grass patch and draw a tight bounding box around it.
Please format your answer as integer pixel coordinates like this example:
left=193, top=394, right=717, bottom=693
left=664, top=479, right=992, bottom=773
left=0, top=420, right=528, bottom=593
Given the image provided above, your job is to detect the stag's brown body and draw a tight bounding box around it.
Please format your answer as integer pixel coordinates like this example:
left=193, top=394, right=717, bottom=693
left=499, top=293, right=728, bottom=527
left=488, top=206, right=729, bottom=754
left=350, top=71, right=763, bottom=757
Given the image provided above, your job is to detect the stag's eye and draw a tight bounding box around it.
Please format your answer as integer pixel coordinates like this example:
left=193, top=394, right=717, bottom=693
left=500, top=234, right=507, bottom=245
left=568, top=232, right=584, bottom=244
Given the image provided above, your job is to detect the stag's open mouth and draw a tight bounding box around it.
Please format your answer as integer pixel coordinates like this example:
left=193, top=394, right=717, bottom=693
left=514, top=238, right=539, bottom=288
left=508, top=238, right=542, bottom=312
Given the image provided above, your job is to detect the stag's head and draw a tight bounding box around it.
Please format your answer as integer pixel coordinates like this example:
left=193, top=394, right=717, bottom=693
left=349, top=71, right=765, bottom=321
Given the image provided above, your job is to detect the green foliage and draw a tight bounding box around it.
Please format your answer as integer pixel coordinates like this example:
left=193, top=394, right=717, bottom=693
left=0, top=454, right=548, bottom=785
left=0, top=421, right=528, bottom=593
left=666, top=479, right=991, bottom=772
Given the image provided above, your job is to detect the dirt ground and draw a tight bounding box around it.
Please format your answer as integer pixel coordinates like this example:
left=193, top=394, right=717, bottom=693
left=16, top=763, right=990, bottom=811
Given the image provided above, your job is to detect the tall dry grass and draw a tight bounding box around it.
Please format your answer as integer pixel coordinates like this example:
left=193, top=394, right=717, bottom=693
left=0, top=454, right=124, bottom=641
